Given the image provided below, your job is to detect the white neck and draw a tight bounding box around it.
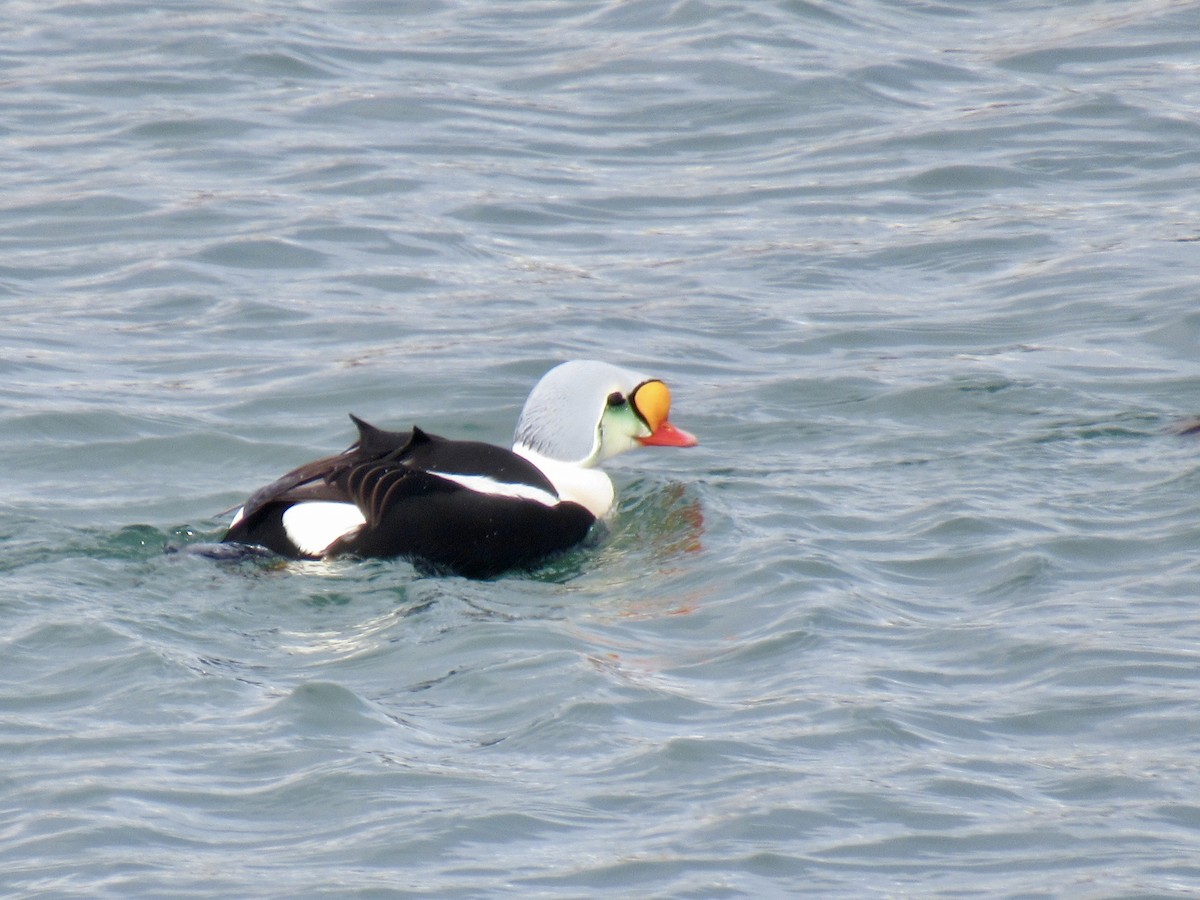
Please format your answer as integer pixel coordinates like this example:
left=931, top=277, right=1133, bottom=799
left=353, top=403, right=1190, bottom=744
left=513, top=444, right=615, bottom=519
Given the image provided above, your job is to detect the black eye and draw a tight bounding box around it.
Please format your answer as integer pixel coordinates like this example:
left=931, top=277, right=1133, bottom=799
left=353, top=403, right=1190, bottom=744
left=607, top=391, right=626, bottom=407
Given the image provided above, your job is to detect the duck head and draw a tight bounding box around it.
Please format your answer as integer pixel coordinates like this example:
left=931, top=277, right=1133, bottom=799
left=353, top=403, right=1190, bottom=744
left=513, top=360, right=698, bottom=467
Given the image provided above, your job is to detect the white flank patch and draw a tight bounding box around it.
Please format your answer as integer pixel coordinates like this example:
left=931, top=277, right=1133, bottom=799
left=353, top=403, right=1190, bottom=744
left=229, top=506, right=245, bottom=528
left=282, top=501, right=367, bottom=557
left=433, top=472, right=559, bottom=507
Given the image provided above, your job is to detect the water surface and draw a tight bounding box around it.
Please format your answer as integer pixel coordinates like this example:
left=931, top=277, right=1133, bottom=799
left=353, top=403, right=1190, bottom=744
left=4, top=0, right=1200, bottom=896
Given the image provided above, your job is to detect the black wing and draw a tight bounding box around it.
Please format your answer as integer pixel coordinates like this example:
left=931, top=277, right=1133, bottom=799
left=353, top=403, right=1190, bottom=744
left=326, top=459, right=595, bottom=577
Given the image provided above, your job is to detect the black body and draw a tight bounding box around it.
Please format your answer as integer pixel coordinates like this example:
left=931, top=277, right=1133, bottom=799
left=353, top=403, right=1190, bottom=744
left=222, top=416, right=596, bottom=578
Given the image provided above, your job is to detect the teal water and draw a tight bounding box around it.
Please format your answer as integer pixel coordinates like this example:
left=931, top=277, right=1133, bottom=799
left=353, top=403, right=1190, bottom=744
left=4, top=1, right=1200, bottom=896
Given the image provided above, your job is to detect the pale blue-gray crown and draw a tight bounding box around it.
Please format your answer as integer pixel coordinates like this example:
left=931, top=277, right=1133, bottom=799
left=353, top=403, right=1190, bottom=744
left=513, top=360, right=649, bottom=464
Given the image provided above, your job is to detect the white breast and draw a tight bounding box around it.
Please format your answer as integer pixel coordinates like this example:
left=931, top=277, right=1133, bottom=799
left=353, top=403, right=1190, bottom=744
left=511, top=446, right=615, bottom=519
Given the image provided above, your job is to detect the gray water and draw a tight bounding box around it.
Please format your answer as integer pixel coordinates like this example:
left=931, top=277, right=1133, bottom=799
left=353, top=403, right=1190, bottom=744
left=4, top=0, right=1200, bottom=896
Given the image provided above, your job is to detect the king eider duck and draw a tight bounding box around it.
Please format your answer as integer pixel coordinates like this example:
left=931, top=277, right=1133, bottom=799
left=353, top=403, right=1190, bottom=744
left=221, top=360, right=697, bottom=578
